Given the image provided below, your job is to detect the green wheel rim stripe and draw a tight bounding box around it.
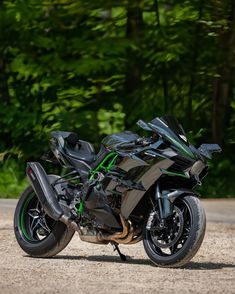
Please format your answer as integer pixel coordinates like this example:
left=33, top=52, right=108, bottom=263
left=19, top=193, right=34, bottom=241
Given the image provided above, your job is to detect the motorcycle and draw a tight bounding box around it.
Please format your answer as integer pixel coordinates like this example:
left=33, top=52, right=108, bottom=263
left=14, top=115, right=221, bottom=267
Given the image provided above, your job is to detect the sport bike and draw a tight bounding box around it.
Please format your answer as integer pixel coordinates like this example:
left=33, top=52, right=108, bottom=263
left=14, top=116, right=221, bottom=267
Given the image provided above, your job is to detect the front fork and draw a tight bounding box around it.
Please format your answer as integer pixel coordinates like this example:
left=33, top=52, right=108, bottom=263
left=146, top=183, right=174, bottom=230
left=156, top=184, right=174, bottom=219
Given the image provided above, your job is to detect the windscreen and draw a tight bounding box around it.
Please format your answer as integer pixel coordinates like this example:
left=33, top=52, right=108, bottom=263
left=148, top=115, right=188, bottom=146
left=137, top=115, right=196, bottom=159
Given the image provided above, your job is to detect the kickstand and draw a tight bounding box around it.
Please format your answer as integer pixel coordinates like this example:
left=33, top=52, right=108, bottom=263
left=111, top=242, right=127, bottom=261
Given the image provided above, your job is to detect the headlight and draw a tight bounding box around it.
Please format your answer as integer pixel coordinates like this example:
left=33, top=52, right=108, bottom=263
left=190, top=160, right=208, bottom=184
left=190, top=160, right=206, bottom=176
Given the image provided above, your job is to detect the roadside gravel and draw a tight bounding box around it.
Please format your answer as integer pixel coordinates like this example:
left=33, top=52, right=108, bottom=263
left=0, top=199, right=234, bottom=294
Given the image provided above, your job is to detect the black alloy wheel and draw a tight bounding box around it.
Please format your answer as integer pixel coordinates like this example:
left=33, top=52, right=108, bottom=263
left=14, top=179, right=74, bottom=258
left=18, top=191, right=56, bottom=242
left=143, top=195, right=206, bottom=267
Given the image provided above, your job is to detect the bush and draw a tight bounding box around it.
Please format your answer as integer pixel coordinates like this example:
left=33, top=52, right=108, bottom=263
left=0, top=159, right=27, bottom=198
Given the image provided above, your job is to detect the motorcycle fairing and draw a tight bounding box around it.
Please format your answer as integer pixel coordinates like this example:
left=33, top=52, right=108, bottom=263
left=120, top=158, right=174, bottom=218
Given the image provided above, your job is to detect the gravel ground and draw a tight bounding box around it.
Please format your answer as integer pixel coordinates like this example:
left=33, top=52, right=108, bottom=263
left=0, top=199, right=235, bottom=294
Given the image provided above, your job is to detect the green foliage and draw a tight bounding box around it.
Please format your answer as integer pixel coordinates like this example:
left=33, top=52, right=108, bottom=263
left=198, top=155, right=235, bottom=198
left=0, top=160, right=27, bottom=198
left=0, top=0, right=234, bottom=197
left=98, top=103, right=125, bottom=136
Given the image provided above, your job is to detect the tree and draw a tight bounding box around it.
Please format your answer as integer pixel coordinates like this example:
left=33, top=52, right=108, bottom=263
left=0, top=0, right=235, bottom=197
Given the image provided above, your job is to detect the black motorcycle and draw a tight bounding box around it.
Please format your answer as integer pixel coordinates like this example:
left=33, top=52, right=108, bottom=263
left=14, top=116, right=221, bottom=267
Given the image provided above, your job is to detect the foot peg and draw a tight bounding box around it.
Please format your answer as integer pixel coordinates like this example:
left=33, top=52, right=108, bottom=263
left=111, top=242, right=127, bottom=261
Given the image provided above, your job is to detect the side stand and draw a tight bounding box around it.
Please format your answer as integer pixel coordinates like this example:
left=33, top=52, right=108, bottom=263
left=111, top=242, right=127, bottom=261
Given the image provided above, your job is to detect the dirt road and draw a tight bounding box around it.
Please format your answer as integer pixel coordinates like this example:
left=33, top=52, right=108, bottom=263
left=0, top=199, right=235, bottom=294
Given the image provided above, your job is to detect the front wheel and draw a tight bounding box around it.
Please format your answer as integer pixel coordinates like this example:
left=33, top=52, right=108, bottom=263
left=143, top=195, right=206, bottom=268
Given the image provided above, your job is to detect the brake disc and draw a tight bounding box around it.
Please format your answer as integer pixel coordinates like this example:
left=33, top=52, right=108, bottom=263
left=150, top=206, right=184, bottom=249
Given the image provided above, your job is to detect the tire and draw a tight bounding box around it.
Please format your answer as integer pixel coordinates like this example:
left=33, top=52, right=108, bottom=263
left=14, top=184, right=75, bottom=258
left=143, top=195, right=206, bottom=268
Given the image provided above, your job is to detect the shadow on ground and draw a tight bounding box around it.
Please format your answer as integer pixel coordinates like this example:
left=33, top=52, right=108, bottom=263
left=185, top=261, right=235, bottom=270
left=40, top=254, right=152, bottom=266
left=49, top=255, right=235, bottom=270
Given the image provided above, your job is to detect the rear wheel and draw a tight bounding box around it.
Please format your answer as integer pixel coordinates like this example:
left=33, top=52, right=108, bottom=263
left=14, top=183, right=74, bottom=257
left=143, top=195, right=206, bottom=268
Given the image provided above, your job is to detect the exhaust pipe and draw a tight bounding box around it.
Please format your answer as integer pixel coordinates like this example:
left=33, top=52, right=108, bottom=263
left=26, top=162, right=63, bottom=220
left=26, top=162, right=80, bottom=232
left=98, top=215, right=135, bottom=244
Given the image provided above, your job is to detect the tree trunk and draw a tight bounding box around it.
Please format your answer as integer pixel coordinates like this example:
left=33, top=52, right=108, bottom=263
left=187, top=0, right=203, bottom=129
left=154, top=0, right=169, bottom=113
left=124, top=2, right=143, bottom=128
left=212, top=1, right=235, bottom=145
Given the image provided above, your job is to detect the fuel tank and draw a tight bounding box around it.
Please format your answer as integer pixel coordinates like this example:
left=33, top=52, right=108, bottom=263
left=102, top=131, right=140, bottom=150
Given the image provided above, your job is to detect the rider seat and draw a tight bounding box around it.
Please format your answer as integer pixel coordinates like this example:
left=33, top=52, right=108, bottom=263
left=64, top=137, right=96, bottom=164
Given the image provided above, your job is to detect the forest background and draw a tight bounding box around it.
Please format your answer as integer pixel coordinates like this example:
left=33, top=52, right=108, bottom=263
left=0, top=0, right=234, bottom=198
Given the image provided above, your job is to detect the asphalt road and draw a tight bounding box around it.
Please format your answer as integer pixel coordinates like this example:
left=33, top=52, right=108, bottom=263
left=0, top=198, right=235, bottom=294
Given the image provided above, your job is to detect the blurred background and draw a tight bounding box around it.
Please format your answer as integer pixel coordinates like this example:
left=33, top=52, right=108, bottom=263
left=0, top=0, right=234, bottom=198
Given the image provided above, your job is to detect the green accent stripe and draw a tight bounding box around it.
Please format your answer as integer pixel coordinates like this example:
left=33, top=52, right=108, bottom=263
left=156, top=125, right=196, bottom=159
left=19, top=193, right=34, bottom=241
left=161, top=168, right=190, bottom=179
left=169, top=137, right=195, bottom=159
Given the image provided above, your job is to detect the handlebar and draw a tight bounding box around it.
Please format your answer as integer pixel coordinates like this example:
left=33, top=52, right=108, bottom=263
left=116, top=142, right=136, bottom=149
left=116, top=138, right=152, bottom=150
